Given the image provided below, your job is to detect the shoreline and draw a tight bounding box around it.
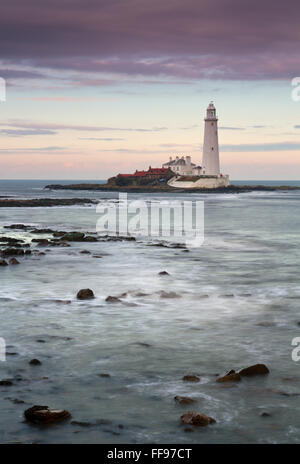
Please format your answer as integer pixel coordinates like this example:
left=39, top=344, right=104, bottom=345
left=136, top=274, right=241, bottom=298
left=44, top=183, right=300, bottom=194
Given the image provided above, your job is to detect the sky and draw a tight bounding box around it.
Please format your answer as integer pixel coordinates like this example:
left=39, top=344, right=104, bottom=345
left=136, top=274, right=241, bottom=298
left=0, top=0, right=300, bottom=180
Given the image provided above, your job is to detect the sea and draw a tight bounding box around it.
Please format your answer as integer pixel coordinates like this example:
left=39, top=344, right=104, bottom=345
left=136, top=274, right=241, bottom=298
left=0, top=179, right=300, bottom=444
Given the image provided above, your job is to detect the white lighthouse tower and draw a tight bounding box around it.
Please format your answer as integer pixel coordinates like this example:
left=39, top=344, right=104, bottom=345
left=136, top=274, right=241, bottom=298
left=202, top=101, right=220, bottom=176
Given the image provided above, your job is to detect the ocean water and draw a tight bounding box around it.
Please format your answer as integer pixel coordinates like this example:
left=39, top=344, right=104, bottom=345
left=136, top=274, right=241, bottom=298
left=0, top=180, right=300, bottom=444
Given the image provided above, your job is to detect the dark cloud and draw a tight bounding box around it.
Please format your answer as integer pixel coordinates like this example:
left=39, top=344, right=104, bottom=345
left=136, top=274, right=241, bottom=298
left=0, top=0, right=299, bottom=81
left=0, top=120, right=168, bottom=132
left=78, top=137, right=125, bottom=141
left=219, top=126, right=245, bottom=131
left=0, top=128, right=56, bottom=137
left=0, top=146, right=65, bottom=153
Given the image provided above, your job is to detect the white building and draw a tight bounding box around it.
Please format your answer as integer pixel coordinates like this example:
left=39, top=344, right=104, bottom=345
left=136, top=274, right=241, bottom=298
left=202, top=101, right=220, bottom=176
left=165, top=102, right=230, bottom=188
left=162, top=155, right=200, bottom=176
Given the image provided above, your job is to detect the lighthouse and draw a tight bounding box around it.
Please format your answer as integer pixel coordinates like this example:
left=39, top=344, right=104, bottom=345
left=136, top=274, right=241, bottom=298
left=202, top=102, right=220, bottom=176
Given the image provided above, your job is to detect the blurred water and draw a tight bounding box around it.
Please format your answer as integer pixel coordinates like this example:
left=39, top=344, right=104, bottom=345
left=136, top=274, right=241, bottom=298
left=0, top=180, right=300, bottom=444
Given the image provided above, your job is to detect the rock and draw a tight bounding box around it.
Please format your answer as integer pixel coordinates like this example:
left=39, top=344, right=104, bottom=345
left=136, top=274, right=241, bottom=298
left=160, top=291, right=181, bottom=299
left=174, top=396, right=197, bottom=405
left=9, top=258, right=20, bottom=265
left=158, top=271, right=169, bottom=275
left=97, top=373, right=111, bottom=378
left=0, top=379, right=13, bottom=386
left=105, top=296, right=122, bottom=303
left=1, top=248, right=24, bottom=257
left=216, top=372, right=241, bottom=383
left=239, top=364, right=269, bottom=377
left=61, top=232, right=85, bottom=241
left=71, top=420, right=92, bottom=427
left=183, top=375, right=200, bottom=382
left=180, top=411, right=216, bottom=426
left=76, top=288, right=95, bottom=300
left=32, top=239, right=50, bottom=245
left=24, top=405, right=71, bottom=424
left=29, top=359, right=42, bottom=366
left=0, top=259, right=8, bottom=266
left=260, top=412, right=271, bottom=417
left=80, top=250, right=91, bottom=254
left=53, top=231, right=65, bottom=237
left=10, top=398, right=25, bottom=404
left=83, top=236, right=98, bottom=242
left=37, top=252, right=46, bottom=256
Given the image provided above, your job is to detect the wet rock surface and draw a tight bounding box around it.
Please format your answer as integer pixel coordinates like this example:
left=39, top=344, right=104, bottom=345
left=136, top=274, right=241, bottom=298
left=216, top=371, right=241, bottom=383
left=76, top=288, right=95, bottom=300
left=106, top=296, right=122, bottom=303
left=183, top=375, right=200, bottom=382
left=24, top=405, right=71, bottom=424
left=239, top=364, right=270, bottom=377
left=180, top=411, right=216, bottom=426
left=174, top=396, right=197, bottom=405
left=0, top=198, right=96, bottom=207
left=29, top=359, right=42, bottom=366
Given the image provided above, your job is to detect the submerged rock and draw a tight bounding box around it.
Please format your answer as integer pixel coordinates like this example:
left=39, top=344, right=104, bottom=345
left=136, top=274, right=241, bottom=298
left=71, top=420, right=92, bottom=427
left=1, top=248, right=25, bottom=257
left=0, top=379, right=13, bottom=386
left=76, top=288, right=95, bottom=300
left=180, top=411, right=216, bottom=426
left=105, top=295, right=122, bottom=303
left=61, top=232, right=85, bottom=241
left=24, top=405, right=71, bottom=424
left=260, top=411, right=271, bottom=417
left=9, top=258, right=20, bottom=265
left=158, top=271, right=169, bottom=276
left=183, top=375, right=200, bottom=382
left=29, top=359, right=42, bottom=366
left=239, top=364, right=269, bottom=377
left=160, top=291, right=181, bottom=299
left=174, top=396, right=197, bottom=405
left=216, top=371, right=241, bottom=383
left=0, top=259, right=8, bottom=266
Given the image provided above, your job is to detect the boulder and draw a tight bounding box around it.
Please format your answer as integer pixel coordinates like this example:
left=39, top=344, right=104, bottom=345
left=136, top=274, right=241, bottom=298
left=106, top=295, right=122, bottom=303
left=29, top=359, right=42, bottom=366
left=0, top=259, right=8, bottom=266
left=174, top=396, right=197, bottom=405
left=180, top=411, right=216, bottom=426
left=9, top=258, right=20, bottom=265
left=76, top=288, right=95, bottom=300
left=183, top=375, right=200, bottom=382
left=0, top=379, right=13, bottom=386
left=1, top=248, right=24, bottom=257
left=160, top=291, right=181, bottom=299
left=24, top=405, right=71, bottom=424
left=61, top=232, right=85, bottom=241
left=158, top=271, right=169, bottom=275
left=216, top=372, right=241, bottom=383
left=83, top=236, right=98, bottom=242
left=239, top=364, right=269, bottom=377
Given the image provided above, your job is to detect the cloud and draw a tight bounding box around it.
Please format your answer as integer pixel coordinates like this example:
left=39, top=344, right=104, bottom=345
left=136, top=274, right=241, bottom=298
left=0, top=146, right=66, bottom=154
left=0, top=0, right=300, bottom=82
left=0, top=128, right=57, bottom=137
left=78, top=137, right=125, bottom=141
left=0, top=120, right=168, bottom=133
left=219, top=126, right=245, bottom=131
left=221, top=142, right=300, bottom=151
